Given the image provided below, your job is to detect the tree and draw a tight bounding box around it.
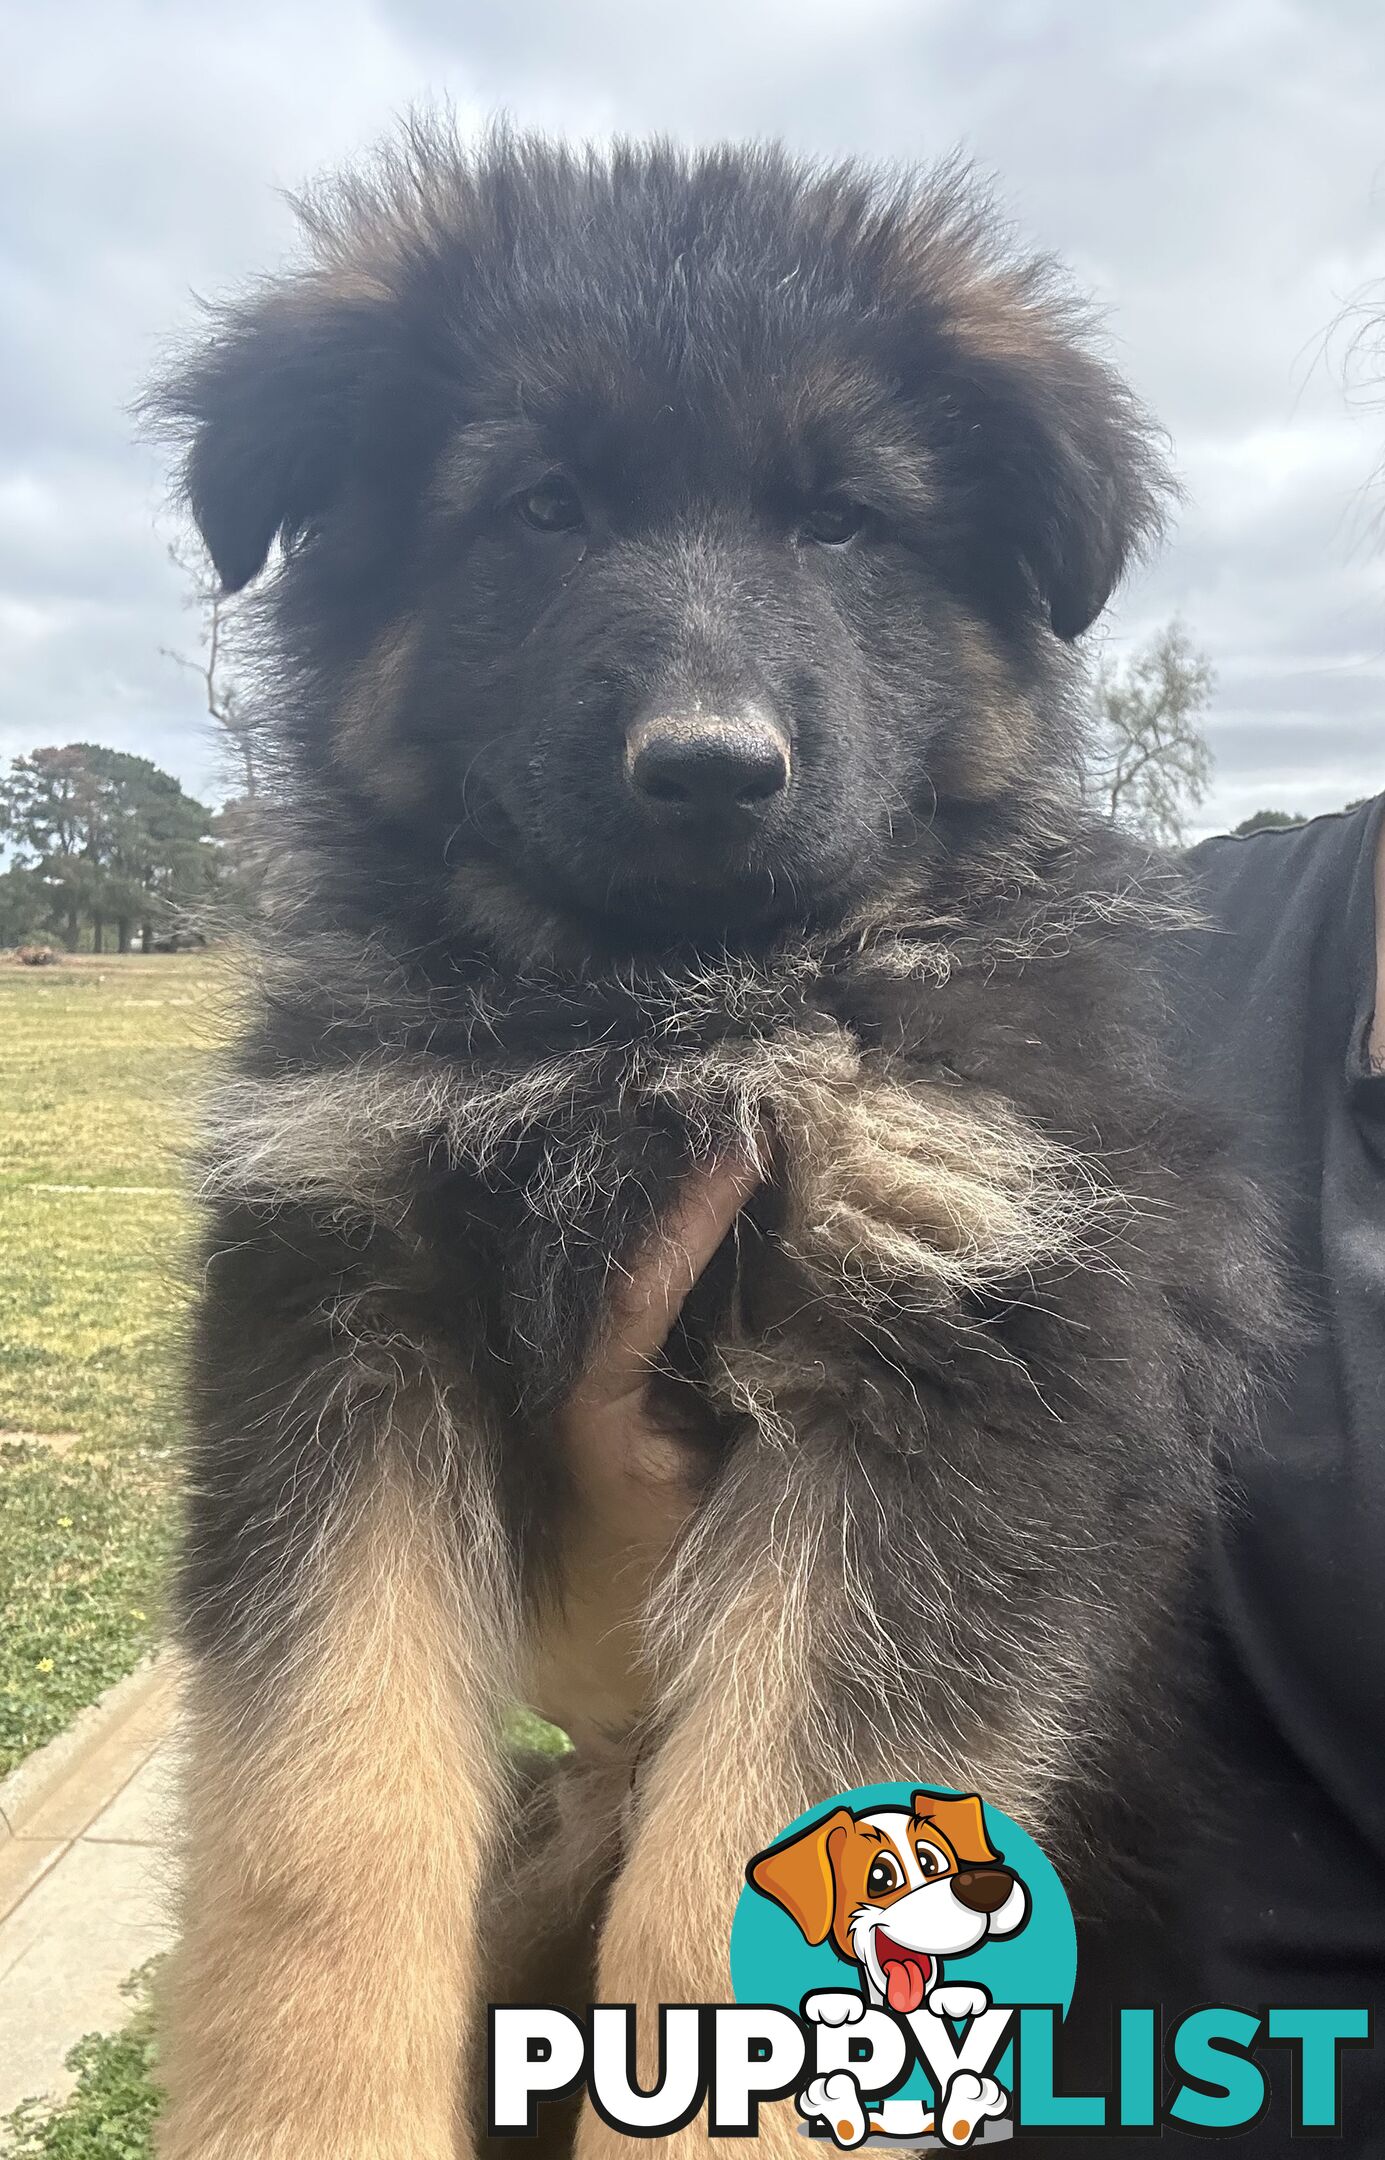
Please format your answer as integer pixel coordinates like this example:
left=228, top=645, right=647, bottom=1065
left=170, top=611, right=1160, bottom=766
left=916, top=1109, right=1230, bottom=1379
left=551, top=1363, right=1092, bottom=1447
left=82, top=745, right=217, bottom=951
left=0, top=744, right=217, bottom=951
left=1089, top=622, right=1216, bottom=847
left=207, top=794, right=266, bottom=928
left=0, top=864, right=45, bottom=948
left=1232, top=809, right=1304, bottom=837
left=1, top=745, right=105, bottom=949
left=164, top=539, right=261, bottom=799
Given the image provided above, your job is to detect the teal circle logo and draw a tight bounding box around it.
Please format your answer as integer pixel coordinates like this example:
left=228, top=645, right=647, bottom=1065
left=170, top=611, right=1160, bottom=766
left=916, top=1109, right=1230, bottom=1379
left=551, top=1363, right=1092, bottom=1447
left=730, top=1783, right=1076, bottom=2142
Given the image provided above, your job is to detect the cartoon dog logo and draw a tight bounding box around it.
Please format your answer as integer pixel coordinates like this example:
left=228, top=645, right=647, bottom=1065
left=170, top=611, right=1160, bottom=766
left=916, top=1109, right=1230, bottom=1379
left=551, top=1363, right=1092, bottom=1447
left=748, top=1791, right=1030, bottom=2148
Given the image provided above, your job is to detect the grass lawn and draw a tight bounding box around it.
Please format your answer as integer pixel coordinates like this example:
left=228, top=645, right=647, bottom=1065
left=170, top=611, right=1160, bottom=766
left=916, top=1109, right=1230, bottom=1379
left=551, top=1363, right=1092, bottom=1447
left=1, top=1973, right=161, bottom=2160
left=0, top=952, right=223, bottom=1775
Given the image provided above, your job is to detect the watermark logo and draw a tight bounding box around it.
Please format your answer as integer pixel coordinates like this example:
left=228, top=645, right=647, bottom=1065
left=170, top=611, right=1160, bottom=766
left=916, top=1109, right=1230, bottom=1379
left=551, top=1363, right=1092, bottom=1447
left=733, top=1783, right=1071, bottom=2147
left=487, top=1779, right=1371, bottom=2146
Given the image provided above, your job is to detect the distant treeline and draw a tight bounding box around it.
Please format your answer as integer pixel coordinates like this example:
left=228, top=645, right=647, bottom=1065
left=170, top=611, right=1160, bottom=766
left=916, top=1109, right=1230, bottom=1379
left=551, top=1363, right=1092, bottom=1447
left=1232, top=801, right=1373, bottom=836
left=0, top=743, right=253, bottom=952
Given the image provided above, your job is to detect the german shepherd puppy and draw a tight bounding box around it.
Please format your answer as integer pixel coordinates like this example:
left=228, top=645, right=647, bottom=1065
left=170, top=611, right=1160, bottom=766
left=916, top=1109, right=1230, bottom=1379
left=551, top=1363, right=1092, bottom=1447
left=150, top=127, right=1275, bottom=2159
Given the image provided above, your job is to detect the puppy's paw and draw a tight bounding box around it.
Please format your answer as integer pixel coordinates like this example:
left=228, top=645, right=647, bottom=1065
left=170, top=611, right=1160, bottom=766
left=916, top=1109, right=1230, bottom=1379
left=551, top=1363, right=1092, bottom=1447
left=798, top=2070, right=868, bottom=2148
left=926, top=1982, right=991, bottom=2022
left=939, top=2069, right=1008, bottom=2146
left=803, top=1989, right=867, bottom=2027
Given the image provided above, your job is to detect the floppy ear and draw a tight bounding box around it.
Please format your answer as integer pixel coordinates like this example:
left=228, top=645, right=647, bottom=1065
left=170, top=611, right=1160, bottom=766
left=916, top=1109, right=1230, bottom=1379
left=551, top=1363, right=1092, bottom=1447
left=148, top=286, right=396, bottom=593
left=1010, top=369, right=1166, bottom=641
left=747, top=1807, right=854, bottom=1946
left=942, top=305, right=1172, bottom=641
left=912, top=1791, right=999, bottom=1868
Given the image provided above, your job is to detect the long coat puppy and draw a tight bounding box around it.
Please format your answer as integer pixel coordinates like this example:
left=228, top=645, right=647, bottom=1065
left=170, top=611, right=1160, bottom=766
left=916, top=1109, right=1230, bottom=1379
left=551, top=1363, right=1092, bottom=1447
left=149, top=128, right=1277, bottom=2160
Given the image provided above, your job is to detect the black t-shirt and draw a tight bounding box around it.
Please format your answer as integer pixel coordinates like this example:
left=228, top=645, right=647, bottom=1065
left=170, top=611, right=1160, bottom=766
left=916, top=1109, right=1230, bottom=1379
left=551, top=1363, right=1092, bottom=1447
left=1173, top=798, right=1385, bottom=2149
left=1036, top=800, right=1385, bottom=2155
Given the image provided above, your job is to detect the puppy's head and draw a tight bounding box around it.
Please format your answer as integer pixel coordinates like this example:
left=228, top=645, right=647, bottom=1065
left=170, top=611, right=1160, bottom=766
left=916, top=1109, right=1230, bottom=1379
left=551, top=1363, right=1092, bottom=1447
left=151, top=126, right=1169, bottom=948
left=749, top=1791, right=1029, bottom=2009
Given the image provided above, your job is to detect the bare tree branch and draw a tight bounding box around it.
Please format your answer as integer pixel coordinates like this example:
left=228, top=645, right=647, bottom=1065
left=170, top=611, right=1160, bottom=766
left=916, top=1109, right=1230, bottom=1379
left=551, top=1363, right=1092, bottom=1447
left=1088, top=620, right=1216, bottom=847
left=163, top=539, right=260, bottom=799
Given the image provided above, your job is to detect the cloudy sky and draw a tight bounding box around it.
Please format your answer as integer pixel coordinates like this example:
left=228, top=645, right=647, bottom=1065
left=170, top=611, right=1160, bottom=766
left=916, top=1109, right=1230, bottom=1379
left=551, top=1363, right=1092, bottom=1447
left=4, top=0, right=1383, bottom=834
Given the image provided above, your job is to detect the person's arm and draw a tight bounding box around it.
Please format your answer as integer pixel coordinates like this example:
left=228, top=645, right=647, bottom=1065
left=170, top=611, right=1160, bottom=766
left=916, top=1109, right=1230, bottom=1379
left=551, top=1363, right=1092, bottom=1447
left=534, top=1154, right=761, bottom=1745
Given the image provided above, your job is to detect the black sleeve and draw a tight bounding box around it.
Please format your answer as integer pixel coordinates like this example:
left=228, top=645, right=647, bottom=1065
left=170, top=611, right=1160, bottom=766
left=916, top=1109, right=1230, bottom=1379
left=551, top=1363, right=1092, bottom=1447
left=1170, top=796, right=1385, bottom=2148
left=1184, top=795, right=1384, bottom=1176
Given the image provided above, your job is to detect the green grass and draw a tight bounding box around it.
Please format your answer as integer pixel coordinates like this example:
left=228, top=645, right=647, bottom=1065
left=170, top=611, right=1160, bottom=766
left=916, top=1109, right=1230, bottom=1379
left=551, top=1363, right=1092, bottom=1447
left=0, top=954, right=220, bottom=1774
left=0, top=1973, right=161, bottom=2160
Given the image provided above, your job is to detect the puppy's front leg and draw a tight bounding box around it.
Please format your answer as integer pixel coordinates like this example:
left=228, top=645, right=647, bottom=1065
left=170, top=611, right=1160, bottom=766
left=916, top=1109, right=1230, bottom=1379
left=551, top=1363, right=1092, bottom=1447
left=571, top=1441, right=867, bottom=2160
left=158, top=1373, right=515, bottom=2160
left=571, top=1406, right=1037, bottom=2160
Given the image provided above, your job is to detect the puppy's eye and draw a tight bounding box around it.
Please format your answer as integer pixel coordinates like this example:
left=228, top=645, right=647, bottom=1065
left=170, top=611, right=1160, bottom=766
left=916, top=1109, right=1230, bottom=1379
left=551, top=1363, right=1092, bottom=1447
left=798, top=496, right=864, bottom=547
left=866, top=1855, right=902, bottom=1898
left=516, top=475, right=584, bottom=533
left=915, top=1842, right=948, bottom=1878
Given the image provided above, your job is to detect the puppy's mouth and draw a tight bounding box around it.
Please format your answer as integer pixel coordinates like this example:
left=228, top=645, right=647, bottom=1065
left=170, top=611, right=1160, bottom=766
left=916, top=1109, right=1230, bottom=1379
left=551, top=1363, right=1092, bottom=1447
left=533, top=837, right=810, bottom=944
left=453, top=766, right=853, bottom=948
left=874, top=1929, right=933, bottom=2014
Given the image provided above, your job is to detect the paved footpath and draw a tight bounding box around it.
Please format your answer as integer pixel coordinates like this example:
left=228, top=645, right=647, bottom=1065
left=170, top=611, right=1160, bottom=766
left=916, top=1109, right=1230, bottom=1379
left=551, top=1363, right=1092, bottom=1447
left=0, top=1658, right=179, bottom=2115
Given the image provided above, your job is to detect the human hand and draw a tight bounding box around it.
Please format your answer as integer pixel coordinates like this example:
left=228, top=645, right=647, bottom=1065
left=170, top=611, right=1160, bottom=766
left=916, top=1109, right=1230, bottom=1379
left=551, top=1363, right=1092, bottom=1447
left=558, top=1153, right=764, bottom=1496
left=531, top=1153, right=762, bottom=1743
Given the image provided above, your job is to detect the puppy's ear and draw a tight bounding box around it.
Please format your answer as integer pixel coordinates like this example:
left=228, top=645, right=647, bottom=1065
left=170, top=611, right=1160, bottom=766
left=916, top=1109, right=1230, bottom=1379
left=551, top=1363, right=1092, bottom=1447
left=148, top=286, right=394, bottom=593
left=912, top=1791, right=999, bottom=1868
left=942, top=297, right=1173, bottom=641
left=747, top=1807, right=854, bottom=1946
left=1007, top=359, right=1167, bottom=641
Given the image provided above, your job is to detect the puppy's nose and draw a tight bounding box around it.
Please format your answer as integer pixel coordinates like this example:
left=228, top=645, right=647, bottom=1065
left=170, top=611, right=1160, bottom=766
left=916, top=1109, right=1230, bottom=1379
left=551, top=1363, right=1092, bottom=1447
left=951, top=1868, right=1015, bottom=1915
left=625, top=710, right=790, bottom=827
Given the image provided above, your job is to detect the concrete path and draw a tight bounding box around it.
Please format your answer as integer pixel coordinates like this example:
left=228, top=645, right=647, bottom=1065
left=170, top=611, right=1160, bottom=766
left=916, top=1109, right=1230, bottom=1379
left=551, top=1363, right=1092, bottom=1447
left=0, top=1657, right=179, bottom=2115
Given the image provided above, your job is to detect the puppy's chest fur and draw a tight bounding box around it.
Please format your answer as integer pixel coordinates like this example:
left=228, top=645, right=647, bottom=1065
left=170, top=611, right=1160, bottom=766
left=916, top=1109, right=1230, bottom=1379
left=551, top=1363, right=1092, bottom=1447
left=212, top=882, right=1142, bottom=1431
left=211, top=844, right=1238, bottom=1506
left=195, top=837, right=1279, bottom=1815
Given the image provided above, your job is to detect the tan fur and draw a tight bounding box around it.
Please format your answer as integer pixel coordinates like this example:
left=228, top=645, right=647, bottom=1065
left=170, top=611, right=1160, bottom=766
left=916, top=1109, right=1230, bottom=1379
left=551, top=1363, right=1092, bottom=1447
left=574, top=1579, right=826, bottom=2160
left=574, top=1509, right=1058, bottom=2157
left=925, top=599, right=1044, bottom=803
left=159, top=1450, right=515, bottom=2160
left=572, top=1523, right=1028, bottom=2158
left=769, top=1049, right=1119, bottom=1311
left=524, top=1412, right=704, bottom=1749
left=334, top=616, right=430, bottom=814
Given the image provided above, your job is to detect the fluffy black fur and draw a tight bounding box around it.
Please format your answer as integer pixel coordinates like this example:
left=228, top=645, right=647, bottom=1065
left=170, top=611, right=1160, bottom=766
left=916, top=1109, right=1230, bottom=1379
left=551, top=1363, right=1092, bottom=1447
left=151, top=125, right=1279, bottom=2131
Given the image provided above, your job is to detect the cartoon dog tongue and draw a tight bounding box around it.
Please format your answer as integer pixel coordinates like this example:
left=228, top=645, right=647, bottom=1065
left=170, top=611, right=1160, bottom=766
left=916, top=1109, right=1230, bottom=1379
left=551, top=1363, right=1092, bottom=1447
left=876, top=1933, right=932, bottom=2014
